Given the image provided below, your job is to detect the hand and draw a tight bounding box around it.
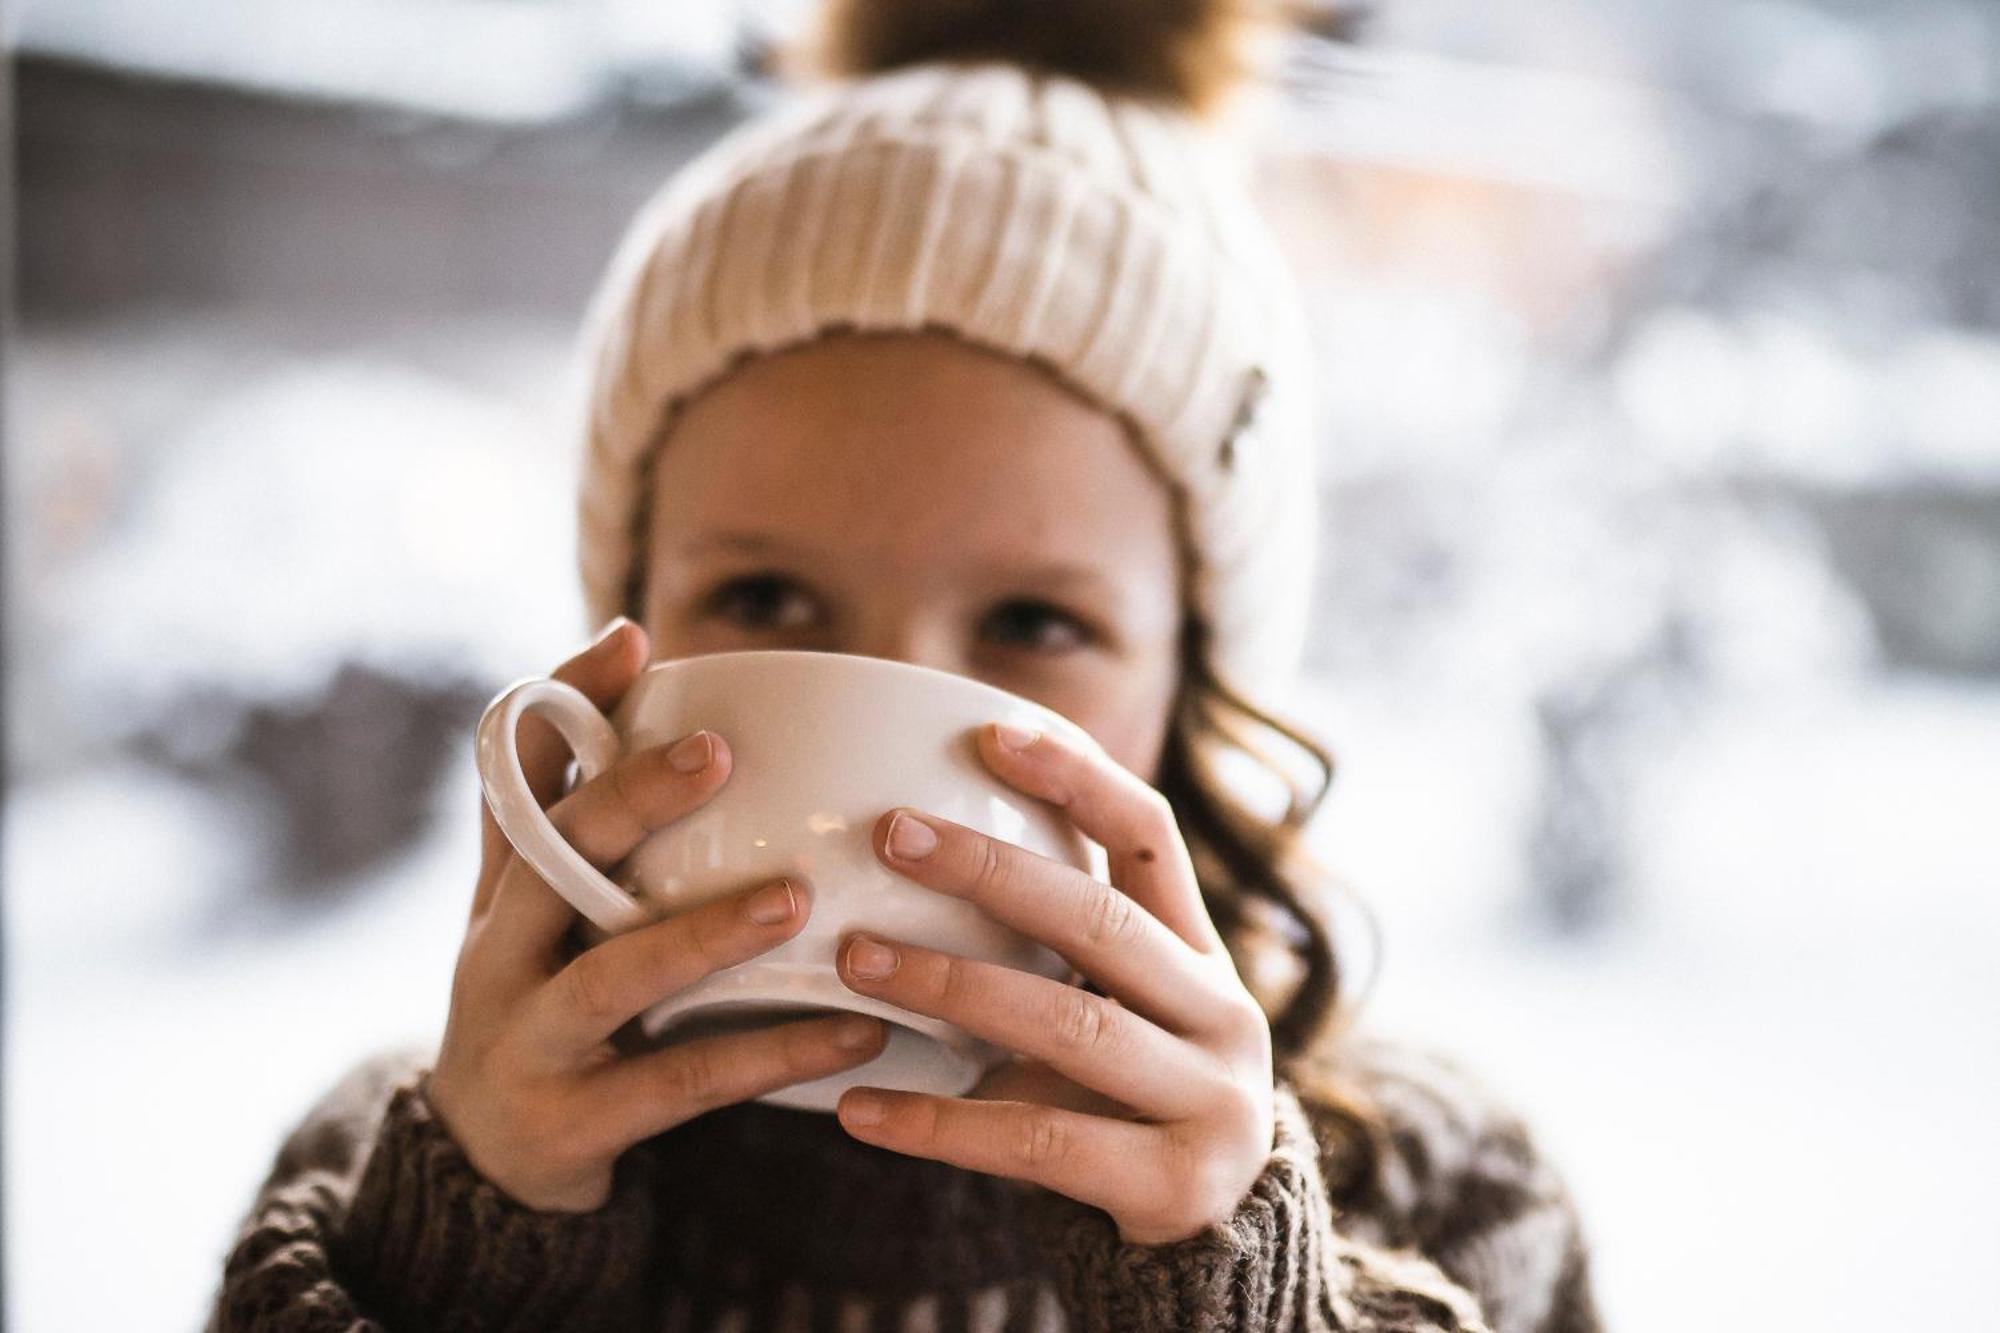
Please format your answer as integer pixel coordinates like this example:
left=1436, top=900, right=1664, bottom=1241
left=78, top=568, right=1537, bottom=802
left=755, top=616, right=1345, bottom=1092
left=831, top=722, right=1276, bottom=1245
left=425, top=620, right=887, bottom=1212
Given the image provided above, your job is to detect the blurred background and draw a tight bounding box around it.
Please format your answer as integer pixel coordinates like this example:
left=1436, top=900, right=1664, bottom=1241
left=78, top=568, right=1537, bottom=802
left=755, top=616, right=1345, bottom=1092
left=5, top=0, right=1998, bottom=1328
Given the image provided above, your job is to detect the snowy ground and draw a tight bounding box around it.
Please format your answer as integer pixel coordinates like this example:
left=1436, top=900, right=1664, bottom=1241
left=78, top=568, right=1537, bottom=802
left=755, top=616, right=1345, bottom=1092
left=1325, top=678, right=2000, bottom=1331
left=6, top=672, right=1997, bottom=1332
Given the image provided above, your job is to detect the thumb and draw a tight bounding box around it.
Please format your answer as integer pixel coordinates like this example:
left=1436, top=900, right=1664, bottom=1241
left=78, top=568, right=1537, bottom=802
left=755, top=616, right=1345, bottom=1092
left=551, top=616, right=650, bottom=711
left=519, top=616, right=650, bottom=809
left=477, top=619, right=650, bottom=883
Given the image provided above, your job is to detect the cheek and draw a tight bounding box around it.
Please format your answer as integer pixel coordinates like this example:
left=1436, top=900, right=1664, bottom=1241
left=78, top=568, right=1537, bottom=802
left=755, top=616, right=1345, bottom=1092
left=633, top=592, right=690, bottom=656
left=1048, top=658, right=1180, bottom=785
left=642, top=618, right=767, bottom=663
left=635, top=591, right=726, bottom=661
left=1116, top=691, right=1179, bottom=788
left=635, top=563, right=749, bottom=660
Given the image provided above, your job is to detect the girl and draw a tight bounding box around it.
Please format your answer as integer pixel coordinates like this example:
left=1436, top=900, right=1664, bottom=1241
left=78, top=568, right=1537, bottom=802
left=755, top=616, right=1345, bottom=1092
left=213, top=2, right=1601, bottom=1329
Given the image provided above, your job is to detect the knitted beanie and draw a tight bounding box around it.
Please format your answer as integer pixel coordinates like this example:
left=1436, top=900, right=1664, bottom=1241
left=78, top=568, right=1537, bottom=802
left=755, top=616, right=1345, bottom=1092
left=570, top=5, right=1319, bottom=715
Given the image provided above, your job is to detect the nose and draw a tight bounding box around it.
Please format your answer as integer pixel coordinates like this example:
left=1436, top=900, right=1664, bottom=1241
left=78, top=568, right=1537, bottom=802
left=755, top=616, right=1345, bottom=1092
left=842, top=614, right=964, bottom=678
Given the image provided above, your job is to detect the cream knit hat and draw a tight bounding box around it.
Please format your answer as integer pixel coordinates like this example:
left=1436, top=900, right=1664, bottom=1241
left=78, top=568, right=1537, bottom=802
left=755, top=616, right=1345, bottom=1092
left=571, top=52, right=1319, bottom=714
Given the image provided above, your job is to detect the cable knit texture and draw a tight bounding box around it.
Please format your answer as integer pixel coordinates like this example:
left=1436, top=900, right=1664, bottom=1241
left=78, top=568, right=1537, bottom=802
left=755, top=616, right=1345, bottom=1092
left=1024, top=1088, right=1488, bottom=1331
left=334, top=1081, right=659, bottom=1332
left=209, top=1032, right=1601, bottom=1332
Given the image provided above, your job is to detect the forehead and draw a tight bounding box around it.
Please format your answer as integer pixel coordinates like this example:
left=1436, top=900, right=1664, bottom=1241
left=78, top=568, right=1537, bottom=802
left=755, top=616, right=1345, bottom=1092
left=645, top=333, right=1182, bottom=582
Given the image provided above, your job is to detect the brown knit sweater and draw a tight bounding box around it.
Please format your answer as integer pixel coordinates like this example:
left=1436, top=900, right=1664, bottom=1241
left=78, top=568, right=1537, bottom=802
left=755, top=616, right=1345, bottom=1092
left=208, top=1031, right=1600, bottom=1332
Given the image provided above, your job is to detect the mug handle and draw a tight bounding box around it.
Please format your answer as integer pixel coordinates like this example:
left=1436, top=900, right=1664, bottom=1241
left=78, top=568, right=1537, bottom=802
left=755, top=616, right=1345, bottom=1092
left=473, top=677, right=649, bottom=935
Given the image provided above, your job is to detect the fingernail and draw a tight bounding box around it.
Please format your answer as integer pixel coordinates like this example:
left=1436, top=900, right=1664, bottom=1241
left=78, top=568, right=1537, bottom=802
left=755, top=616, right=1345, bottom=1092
left=845, top=935, right=899, bottom=979
left=593, top=615, right=635, bottom=649
left=832, top=1015, right=880, bottom=1050
left=885, top=812, right=938, bottom=860
left=745, top=879, right=796, bottom=924
left=993, top=721, right=1041, bottom=751
left=667, top=731, right=713, bottom=773
left=842, top=1090, right=885, bottom=1127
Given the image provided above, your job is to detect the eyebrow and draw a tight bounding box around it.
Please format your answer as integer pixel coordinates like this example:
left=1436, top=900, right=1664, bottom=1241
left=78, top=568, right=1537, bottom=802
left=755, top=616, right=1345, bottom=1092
left=679, top=531, right=1121, bottom=597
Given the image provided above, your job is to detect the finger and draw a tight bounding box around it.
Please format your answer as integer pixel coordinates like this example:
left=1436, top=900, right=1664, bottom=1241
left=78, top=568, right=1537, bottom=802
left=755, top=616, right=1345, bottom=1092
left=837, top=935, right=1223, bottom=1118
left=481, top=727, right=733, bottom=964
left=872, top=809, right=1237, bottom=1036
left=578, top=1013, right=888, bottom=1150
left=835, top=1089, right=1163, bottom=1223
left=976, top=723, right=1222, bottom=952
left=474, top=619, right=649, bottom=917
left=528, top=877, right=810, bottom=1057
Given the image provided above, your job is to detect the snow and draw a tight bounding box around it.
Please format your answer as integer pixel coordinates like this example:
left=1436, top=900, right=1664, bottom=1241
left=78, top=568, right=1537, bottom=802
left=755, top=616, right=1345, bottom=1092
left=56, top=354, right=582, bottom=720
left=5, top=762, right=474, bottom=1333
left=1306, top=678, right=2000, bottom=1332
left=5, top=0, right=744, bottom=122
left=1616, top=314, right=2000, bottom=485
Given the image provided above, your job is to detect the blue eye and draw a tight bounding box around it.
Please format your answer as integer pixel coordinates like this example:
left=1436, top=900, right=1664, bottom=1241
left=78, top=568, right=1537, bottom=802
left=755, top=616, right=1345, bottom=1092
left=703, top=575, right=819, bottom=631
left=983, top=600, right=1091, bottom=652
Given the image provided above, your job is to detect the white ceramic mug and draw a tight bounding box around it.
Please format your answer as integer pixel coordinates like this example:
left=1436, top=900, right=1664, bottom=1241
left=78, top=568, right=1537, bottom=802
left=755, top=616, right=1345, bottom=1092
left=473, top=649, right=1108, bottom=1112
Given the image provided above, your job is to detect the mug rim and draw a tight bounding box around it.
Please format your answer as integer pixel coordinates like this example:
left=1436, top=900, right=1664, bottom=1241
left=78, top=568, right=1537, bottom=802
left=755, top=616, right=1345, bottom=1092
left=621, top=648, right=1098, bottom=746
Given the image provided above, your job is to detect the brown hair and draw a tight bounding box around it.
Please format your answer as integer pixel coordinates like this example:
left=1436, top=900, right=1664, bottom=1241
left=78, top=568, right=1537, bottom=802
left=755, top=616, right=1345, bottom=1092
left=1158, top=612, right=1357, bottom=1061
left=1159, top=614, right=1389, bottom=1189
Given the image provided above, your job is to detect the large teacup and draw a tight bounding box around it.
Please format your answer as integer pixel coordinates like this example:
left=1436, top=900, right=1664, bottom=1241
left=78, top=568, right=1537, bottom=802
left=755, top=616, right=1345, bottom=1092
left=473, top=649, right=1107, bottom=1112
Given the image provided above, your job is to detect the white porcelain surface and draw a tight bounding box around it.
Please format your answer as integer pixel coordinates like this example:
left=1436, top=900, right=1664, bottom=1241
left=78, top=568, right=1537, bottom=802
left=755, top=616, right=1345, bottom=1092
left=475, top=650, right=1108, bottom=1111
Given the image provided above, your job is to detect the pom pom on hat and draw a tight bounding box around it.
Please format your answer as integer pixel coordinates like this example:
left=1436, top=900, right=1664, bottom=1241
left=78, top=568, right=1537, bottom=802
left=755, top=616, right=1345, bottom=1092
left=788, top=0, right=1297, bottom=119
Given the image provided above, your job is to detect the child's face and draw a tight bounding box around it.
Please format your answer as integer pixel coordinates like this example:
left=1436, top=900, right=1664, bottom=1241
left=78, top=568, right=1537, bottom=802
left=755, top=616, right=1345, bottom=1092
left=637, top=332, right=1184, bottom=783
